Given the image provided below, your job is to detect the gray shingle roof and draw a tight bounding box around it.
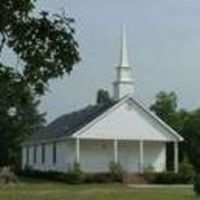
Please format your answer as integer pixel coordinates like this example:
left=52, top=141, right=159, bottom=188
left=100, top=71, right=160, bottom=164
left=27, top=103, right=116, bottom=143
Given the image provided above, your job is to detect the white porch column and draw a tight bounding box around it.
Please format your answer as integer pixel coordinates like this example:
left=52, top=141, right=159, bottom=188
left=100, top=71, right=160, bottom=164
left=174, top=141, right=178, bottom=173
left=139, top=140, right=144, bottom=173
left=114, top=140, right=118, bottom=163
left=76, top=138, right=80, bottom=163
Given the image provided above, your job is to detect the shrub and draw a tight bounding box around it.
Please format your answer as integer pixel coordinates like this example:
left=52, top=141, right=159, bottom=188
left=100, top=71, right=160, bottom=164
left=143, top=165, right=155, bottom=182
left=144, top=172, right=193, bottom=184
left=21, top=169, right=116, bottom=184
left=109, top=161, right=123, bottom=182
left=194, top=174, right=200, bottom=196
left=21, top=167, right=85, bottom=184
left=66, top=162, right=85, bottom=184
left=0, top=167, right=18, bottom=184
left=20, top=162, right=124, bottom=184
left=179, top=158, right=195, bottom=181
left=83, top=173, right=94, bottom=183
left=20, top=169, right=66, bottom=182
left=84, top=173, right=112, bottom=183
left=143, top=165, right=154, bottom=173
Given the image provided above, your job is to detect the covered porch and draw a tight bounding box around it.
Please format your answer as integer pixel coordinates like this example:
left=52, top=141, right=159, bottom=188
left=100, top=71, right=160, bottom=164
left=74, top=138, right=179, bottom=173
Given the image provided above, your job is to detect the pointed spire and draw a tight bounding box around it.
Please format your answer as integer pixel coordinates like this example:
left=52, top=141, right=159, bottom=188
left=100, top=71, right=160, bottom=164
left=119, top=25, right=130, bottom=67
left=113, top=25, right=133, bottom=100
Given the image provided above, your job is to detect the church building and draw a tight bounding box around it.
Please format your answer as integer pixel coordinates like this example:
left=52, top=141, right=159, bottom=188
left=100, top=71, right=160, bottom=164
left=21, top=27, right=183, bottom=173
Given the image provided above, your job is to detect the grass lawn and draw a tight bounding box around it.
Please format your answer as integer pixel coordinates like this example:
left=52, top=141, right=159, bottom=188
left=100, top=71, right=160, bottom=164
left=0, top=178, right=198, bottom=200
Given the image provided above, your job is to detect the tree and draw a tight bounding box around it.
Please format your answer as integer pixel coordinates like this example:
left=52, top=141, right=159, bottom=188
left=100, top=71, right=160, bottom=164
left=194, top=174, right=200, bottom=196
left=0, top=0, right=80, bottom=168
left=182, top=109, right=200, bottom=173
left=0, top=66, right=45, bottom=168
left=150, top=91, right=178, bottom=129
left=150, top=92, right=178, bottom=170
left=0, top=0, right=80, bottom=94
left=150, top=91, right=200, bottom=173
left=96, top=89, right=113, bottom=106
left=150, top=91, right=191, bottom=170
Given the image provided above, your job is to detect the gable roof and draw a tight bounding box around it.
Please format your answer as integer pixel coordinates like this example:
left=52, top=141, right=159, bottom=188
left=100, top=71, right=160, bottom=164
left=24, top=95, right=183, bottom=145
left=25, top=102, right=116, bottom=144
left=72, top=95, right=183, bottom=141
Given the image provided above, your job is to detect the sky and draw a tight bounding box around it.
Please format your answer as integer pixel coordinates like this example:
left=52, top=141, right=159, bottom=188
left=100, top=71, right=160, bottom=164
left=5, top=0, right=200, bottom=122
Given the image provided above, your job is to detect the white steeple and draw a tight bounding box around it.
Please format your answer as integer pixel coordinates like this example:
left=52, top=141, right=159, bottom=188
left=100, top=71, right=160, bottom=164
left=113, top=26, right=134, bottom=100
left=119, top=25, right=130, bottom=67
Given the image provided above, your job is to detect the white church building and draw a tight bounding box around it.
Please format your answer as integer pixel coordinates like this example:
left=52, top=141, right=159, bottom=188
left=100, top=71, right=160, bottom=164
left=21, top=28, right=183, bottom=174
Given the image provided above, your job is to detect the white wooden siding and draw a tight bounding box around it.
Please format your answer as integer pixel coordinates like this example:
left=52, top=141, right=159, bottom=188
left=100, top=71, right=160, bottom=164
left=22, top=139, right=166, bottom=173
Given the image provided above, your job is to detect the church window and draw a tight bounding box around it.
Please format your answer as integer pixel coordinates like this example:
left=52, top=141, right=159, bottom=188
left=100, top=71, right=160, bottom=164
left=26, top=147, right=30, bottom=165
left=53, top=142, right=57, bottom=164
left=33, top=146, right=37, bottom=164
left=41, top=144, right=45, bottom=164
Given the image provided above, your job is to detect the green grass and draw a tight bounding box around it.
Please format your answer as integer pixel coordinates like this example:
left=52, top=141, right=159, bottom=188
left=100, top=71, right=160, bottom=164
left=0, top=178, right=198, bottom=200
